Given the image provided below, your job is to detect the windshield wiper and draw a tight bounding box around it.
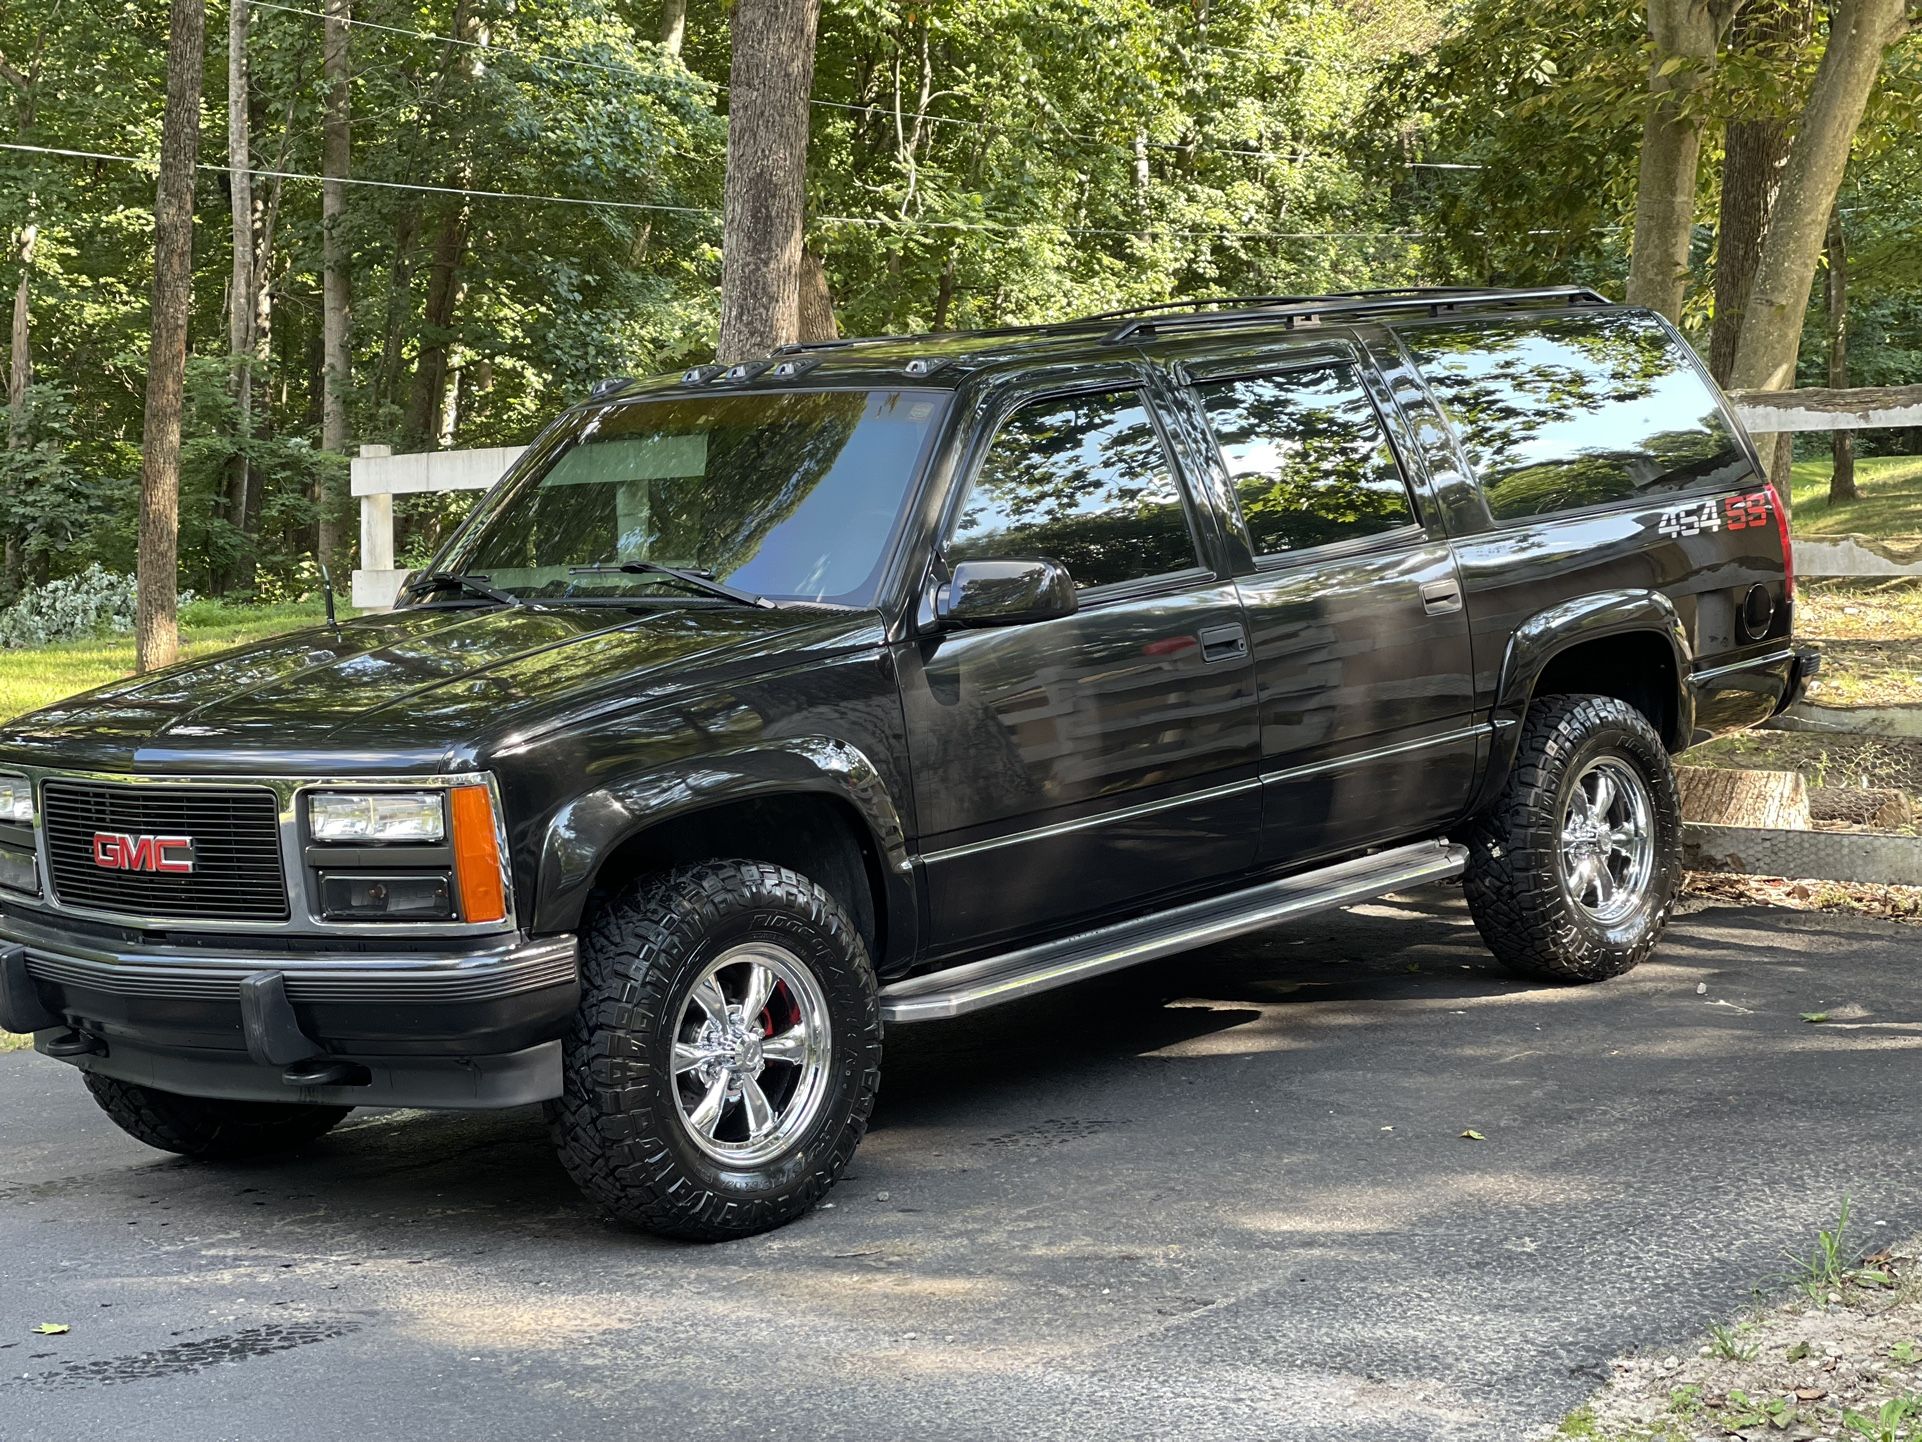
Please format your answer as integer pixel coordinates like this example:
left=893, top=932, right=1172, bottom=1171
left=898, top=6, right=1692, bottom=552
left=567, top=562, right=775, bottom=609
left=402, top=570, right=521, bottom=607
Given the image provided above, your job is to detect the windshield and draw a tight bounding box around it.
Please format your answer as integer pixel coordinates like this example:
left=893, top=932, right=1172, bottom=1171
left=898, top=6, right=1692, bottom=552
left=434, top=388, right=947, bottom=606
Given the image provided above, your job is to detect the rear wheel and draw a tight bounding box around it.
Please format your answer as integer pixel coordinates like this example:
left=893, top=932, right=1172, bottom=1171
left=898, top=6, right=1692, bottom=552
left=1463, top=694, right=1682, bottom=983
left=83, top=1075, right=352, bottom=1159
left=547, top=859, right=881, bottom=1241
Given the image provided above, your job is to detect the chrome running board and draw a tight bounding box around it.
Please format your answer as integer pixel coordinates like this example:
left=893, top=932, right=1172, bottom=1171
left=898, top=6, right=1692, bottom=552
left=879, top=839, right=1466, bottom=1023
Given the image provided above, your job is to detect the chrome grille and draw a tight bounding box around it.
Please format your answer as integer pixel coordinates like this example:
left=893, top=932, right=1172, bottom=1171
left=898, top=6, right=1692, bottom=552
left=41, top=780, right=289, bottom=922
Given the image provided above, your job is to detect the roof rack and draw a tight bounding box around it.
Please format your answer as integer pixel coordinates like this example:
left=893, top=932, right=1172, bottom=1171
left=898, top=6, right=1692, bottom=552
left=1096, top=285, right=1610, bottom=344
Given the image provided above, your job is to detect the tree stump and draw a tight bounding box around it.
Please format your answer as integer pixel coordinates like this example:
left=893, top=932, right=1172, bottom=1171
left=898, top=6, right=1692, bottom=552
left=1676, top=766, right=1811, bottom=830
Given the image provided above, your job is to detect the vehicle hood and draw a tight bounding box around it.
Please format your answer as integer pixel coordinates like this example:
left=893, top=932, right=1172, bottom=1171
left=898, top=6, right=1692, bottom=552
left=0, top=603, right=885, bottom=774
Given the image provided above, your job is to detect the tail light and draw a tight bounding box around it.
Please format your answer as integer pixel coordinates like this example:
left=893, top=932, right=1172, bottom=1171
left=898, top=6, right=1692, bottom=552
left=450, top=784, right=508, bottom=923
left=1764, top=479, right=1795, bottom=605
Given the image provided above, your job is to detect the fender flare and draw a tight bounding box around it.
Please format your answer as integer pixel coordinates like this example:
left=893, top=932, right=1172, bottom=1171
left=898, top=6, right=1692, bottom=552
left=531, top=736, right=917, bottom=960
left=1478, top=589, right=1695, bottom=802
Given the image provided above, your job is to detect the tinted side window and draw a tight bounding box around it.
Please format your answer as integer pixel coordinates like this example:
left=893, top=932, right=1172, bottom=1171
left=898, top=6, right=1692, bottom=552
left=1398, top=311, right=1750, bottom=522
left=947, top=389, right=1199, bottom=589
left=1198, top=363, right=1415, bottom=555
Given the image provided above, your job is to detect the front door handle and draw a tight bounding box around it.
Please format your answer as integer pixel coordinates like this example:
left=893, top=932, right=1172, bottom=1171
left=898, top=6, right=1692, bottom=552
left=1419, top=579, right=1464, bottom=616
left=1198, top=623, right=1248, bottom=663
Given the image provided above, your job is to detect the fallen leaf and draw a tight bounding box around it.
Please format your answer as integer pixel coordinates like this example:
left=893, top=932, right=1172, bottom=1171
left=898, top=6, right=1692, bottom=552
left=32, top=1323, right=69, bottom=1336
left=1801, top=1012, right=1830, bottom=1024
left=1795, top=1387, right=1828, bottom=1401
left=1460, top=1129, right=1486, bottom=1141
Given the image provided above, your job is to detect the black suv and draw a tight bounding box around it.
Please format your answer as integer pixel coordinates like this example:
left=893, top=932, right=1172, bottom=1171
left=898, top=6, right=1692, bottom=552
left=0, top=287, right=1814, bottom=1239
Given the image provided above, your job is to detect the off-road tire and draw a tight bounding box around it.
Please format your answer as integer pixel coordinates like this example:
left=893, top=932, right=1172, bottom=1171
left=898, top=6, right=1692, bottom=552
left=1463, top=694, right=1682, bottom=983
left=83, top=1074, right=352, bottom=1159
left=547, top=859, right=882, bottom=1242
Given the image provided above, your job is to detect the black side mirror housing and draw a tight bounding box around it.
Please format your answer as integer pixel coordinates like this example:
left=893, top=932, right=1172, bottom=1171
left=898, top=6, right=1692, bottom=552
left=932, top=558, right=1078, bottom=629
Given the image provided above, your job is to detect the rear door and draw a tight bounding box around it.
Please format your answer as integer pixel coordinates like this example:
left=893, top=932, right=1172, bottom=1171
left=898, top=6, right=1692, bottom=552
left=897, top=363, right=1261, bottom=957
left=1159, top=336, right=1481, bottom=870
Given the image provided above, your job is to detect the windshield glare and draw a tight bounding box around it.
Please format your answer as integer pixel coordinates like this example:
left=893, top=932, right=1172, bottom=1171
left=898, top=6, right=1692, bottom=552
left=438, top=388, right=946, bottom=606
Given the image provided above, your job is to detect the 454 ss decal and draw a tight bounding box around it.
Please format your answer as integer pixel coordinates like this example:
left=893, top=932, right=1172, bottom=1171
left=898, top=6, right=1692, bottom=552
left=1656, top=490, right=1773, bottom=540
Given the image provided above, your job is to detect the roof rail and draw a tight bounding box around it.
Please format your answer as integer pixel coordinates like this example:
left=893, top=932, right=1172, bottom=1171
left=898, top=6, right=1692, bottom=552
left=1078, top=286, right=1504, bottom=325
left=1098, top=285, right=1611, bottom=345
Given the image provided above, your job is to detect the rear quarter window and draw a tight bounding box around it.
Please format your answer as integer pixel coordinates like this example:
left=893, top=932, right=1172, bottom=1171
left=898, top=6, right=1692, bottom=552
left=1397, top=311, right=1752, bottom=523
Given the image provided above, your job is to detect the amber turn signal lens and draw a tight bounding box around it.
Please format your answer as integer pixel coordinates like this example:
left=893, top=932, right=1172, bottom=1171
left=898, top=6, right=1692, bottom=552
left=449, top=784, right=507, bottom=923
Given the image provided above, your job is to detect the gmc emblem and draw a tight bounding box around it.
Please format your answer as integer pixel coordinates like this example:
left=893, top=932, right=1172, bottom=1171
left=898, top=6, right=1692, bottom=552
left=92, top=831, right=195, bottom=874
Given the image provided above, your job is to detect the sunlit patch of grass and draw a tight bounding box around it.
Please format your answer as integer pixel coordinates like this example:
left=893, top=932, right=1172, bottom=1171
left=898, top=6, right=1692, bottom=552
left=1791, top=455, right=1922, bottom=538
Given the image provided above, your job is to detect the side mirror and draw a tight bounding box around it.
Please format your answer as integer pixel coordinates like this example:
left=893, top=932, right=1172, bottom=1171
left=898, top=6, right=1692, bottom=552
left=933, top=558, right=1078, bottom=629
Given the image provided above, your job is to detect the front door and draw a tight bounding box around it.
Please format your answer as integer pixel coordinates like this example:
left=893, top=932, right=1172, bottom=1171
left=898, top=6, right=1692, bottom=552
left=898, top=370, right=1261, bottom=959
left=1175, top=343, right=1479, bottom=868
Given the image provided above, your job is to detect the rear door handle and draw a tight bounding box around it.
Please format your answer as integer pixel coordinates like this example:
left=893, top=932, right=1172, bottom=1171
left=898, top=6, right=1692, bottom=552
left=1419, top=579, right=1463, bottom=616
left=1198, top=623, right=1248, bottom=663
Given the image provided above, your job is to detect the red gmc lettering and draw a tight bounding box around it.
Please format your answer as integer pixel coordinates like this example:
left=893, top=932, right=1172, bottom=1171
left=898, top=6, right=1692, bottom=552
left=91, top=832, right=195, bottom=874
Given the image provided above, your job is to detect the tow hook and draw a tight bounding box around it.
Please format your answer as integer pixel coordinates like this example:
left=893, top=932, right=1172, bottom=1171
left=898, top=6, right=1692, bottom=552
left=41, top=1029, right=106, bottom=1058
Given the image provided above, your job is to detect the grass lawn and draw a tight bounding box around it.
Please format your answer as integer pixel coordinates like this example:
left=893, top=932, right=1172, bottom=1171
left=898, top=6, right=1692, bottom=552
left=1794, top=578, right=1922, bottom=709
left=1789, top=454, right=1922, bottom=537
left=0, top=599, right=343, bottom=722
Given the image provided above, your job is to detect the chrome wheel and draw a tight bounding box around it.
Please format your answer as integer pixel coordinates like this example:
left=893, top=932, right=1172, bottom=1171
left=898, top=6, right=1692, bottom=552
left=1558, top=757, right=1655, bottom=925
left=670, top=942, right=832, bottom=1167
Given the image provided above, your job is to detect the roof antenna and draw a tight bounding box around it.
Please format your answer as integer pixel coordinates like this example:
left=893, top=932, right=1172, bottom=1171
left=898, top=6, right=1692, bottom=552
left=318, top=561, right=341, bottom=637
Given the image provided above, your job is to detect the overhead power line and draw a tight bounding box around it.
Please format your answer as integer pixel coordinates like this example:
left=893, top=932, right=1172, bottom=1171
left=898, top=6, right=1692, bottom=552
left=2, top=138, right=1537, bottom=243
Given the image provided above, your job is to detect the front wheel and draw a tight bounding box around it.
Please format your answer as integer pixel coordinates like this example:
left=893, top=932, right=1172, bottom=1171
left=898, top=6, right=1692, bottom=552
left=1463, top=694, right=1682, bottom=983
left=83, top=1074, right=352, bottom=1159
left=547, top=860, right=881, bottom=1241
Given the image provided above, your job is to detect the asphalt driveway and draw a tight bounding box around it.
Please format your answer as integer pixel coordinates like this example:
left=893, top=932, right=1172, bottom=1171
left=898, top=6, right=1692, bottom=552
left=2, top=891, right=1919, bottom=1441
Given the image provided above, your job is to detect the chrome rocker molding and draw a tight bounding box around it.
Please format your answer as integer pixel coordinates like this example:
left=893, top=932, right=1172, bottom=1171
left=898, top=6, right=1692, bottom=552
left=879, top=838, right=1466, bottom=1022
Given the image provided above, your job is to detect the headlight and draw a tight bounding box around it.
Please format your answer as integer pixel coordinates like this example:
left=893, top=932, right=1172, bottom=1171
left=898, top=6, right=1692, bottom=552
left=0, top=773, right=33, bottom=824
left=307, top=790, right=446, bottom=843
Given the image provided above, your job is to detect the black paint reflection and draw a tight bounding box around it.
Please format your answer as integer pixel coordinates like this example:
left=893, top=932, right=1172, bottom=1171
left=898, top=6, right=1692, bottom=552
left=1399, top=312, right=1750, bottom=521
left=947, top=389, right=1198, bottom=587
left=1200, top=362, right=1414, bottom=554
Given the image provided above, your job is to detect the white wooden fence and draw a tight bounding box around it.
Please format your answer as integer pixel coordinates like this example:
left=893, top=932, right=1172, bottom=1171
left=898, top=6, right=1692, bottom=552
left=351, top=443, right=525, bottom=608
left=346, top=385, right=1922, bottom=608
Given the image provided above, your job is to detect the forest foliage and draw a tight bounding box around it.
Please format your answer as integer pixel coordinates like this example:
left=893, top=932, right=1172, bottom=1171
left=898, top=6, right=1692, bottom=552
left=2, top=0, right=1919, bottom=603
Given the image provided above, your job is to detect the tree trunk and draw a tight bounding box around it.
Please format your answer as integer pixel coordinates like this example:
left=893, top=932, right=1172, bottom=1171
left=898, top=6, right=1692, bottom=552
left=1708, top=119, right=1788, bottom=382
left=1132, top=131, right=1151, bottom=245
left=798, top=246, right=838, bottom=343
left=318, top=0, right=352, bottom=569
left=403, top=0, right=479, bottom=449
left=136, top=0, right=205, bottom=673
left=931, top=249, right=957, bottom=331
left=1625, top=0, right=1740, bottom=321
left=406, top=206, right=466, bottom=446
left=225, top=0, right=255, bottom=596
left=660, top=0, right=687, bottom=55
left=4, top=223, right=31, bottom=600
left=1729, top=0, right=1911, bottom=392
left=6, top=225, right=29, bottom=440
left=1826, top=204, right=1856, bottom=504
left=1706, top=0, right=1812, bottom=383
left=716, top=0, right=823, bottom=364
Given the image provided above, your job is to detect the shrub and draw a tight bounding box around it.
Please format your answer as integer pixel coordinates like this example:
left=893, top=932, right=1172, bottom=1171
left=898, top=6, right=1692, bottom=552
left=0, top=565, right=140, bottom=648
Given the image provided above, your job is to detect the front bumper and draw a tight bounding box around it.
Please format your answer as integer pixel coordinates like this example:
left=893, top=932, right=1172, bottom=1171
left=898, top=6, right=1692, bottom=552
left=0, top=907, right=577, bottom=1109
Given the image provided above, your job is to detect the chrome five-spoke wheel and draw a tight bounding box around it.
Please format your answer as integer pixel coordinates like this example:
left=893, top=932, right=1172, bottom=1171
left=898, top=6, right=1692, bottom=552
left=1558, top=756, right=1655, bottom=925
left=671, top=943, right=832, bottom=1167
